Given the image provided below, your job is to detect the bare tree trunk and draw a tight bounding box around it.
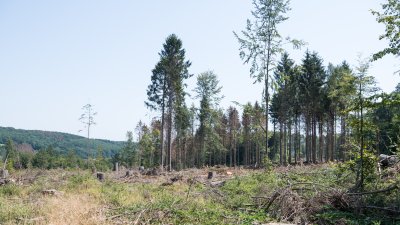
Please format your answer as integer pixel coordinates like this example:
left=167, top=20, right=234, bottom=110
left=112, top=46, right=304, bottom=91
left=319, top=121, right=323, bottom=163
left=283, top=123, right=287, bottom=165
left=167, top=110, right=172, bottom=171
left=280, top=122, right=283, bottom=165
left=312, top=115, right=317, bottom=163
left=234, top=132, right=237, bottom=167
left=273, top=122, right=277, bottom=162
left=305, top=115, right=310, bottom=163
left=288, top=123, right=292, bottom=165
left=329, top=113, right=335, bottom=161
left=334, top=112, right=337, bottom=161
left=326, top=117, right=330, bottom=162
left=294, top=117, right=298, bottom=164
left=339, top=115, right=346, bottom=161
left=298, top=116, right=301, bottom=163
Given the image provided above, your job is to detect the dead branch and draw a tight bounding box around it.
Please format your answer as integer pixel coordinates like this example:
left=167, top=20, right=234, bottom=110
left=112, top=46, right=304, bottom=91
left=3, top=153, right=9, bottom=170
left=107, top=209, right=142, bottom=220
left=133, top=209, right=147, bottom=225
left=210, top=180, right=226, bottom=188
left=348, top=184, right=398, bottom=196
left=17, top=217, right=44, bottom=222
left=251, top=196, right=270, bottom=199
left=264, top=190, right=281, bottom=211
left=362, top=205, right=400, bottom=214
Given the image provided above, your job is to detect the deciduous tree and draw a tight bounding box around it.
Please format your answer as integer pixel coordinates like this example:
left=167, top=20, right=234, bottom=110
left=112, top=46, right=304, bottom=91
left=234, top=0, right=303, bottom=158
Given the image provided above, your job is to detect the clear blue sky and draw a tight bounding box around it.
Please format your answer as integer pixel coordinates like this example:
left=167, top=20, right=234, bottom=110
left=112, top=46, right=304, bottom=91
left=0, top=0, right=398, bottom=141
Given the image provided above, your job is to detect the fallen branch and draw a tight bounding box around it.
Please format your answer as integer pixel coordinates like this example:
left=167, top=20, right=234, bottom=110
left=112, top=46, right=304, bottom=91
left=134, top=209, right=147, bottom=225
left=348, top=184, right=398, bottom=196
left=264, top=190, right=281, bottom=211
left=211, top=188, right=224, bottom=197
left=107, top=209, right=142, bottom=220
left=210, top=180, right=225, bottom=188
left=362, top=205, right=400, bottom=214
left=251, top=196, right=270, bottom=199
left=17, top=217, right=44, bottom=222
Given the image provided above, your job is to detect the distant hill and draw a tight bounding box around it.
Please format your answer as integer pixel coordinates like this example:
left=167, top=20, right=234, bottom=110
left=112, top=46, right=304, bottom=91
left=0, top=127, right=125, bottom=158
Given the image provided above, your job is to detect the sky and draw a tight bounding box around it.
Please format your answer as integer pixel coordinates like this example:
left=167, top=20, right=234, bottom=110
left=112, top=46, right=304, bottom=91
left=0, top=0, right=398, bottom=141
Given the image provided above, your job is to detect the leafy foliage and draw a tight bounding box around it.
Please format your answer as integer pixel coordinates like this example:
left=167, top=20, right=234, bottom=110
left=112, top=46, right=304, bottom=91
left=371, top=0, right=400, bottom=61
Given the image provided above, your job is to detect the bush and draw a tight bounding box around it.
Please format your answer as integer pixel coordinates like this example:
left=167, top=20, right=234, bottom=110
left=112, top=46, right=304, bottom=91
left=335, top=149, right=378, bottom=183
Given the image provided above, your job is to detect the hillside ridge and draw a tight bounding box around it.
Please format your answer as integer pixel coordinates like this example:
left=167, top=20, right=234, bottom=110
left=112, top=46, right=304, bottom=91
left=0, top=126, right=126, bottom=157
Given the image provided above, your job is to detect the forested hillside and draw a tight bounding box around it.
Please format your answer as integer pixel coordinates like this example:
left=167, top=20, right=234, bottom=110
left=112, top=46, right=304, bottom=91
left=0, top=127, right=124, bottom=158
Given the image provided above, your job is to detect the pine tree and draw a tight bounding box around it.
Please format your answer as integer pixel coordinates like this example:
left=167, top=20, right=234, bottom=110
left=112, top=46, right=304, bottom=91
left=194, top=71, right=223, bottom=166
left=299, top=51, right=326, bottom=163
left=146, top=34, right=191, bottom=171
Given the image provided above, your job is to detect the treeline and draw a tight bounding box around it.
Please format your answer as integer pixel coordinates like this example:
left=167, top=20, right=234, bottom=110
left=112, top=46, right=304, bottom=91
left=0, top=127, right=124, bottom=158
left=0, top=138, right=113, bottom=171
left=270, top=52, right=399, bottom=164
left=127, top=34, right=400, bottom=171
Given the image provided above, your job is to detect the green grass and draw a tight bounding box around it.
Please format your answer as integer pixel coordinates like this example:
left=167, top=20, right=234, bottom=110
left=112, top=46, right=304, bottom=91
left=0, top=165, right=399, bottom=224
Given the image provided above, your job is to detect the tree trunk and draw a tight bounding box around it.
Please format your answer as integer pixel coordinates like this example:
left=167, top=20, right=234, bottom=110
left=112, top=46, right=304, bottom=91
left=167, top=109, right=172, bottom=171
left=334, top=112, right=337, bottom=161
left=312, top=115, right=317, bottom=163
left=273, top=122, right=277, bottom=161
left=283, top=123, right=287, bottom=165
left=298, top=116, right=301, bottom=163
left=319, top=121, right=323, bottom=163
left=330, top=112, right=335, bottom=161
left=288, top=123, right=292, bottom=164
left=294, top=116, right=298, bottom=164
left=339, top=115, right=346, bottom=161
left=305, top=115, right=310, bottom=163
left=280, top=122, right=283, bottom=165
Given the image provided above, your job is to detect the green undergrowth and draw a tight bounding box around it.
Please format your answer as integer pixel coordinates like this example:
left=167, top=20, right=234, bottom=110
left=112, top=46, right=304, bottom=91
left=0, top=165, right=399, bottom=224
left=104, top=178, right=272, bottom=224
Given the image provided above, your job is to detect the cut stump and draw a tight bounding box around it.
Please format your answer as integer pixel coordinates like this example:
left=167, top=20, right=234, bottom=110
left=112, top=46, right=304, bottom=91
left=97, top=172, right=105, bottom=182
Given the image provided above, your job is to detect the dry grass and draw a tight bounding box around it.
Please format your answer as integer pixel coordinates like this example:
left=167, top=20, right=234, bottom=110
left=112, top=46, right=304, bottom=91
left=42, top=193, right=106, bottom=225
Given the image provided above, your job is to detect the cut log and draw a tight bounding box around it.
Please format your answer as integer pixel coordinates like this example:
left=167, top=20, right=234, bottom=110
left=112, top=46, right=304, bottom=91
left=210, top=181, right=226, bottom=188
left=97, top=172, right=105, bottom=182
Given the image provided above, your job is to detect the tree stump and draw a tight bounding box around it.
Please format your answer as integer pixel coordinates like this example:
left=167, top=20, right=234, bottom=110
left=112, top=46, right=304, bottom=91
left=96, top=172, right=105, bottom=182
left=114, top=162, right=119, bottom=173
left=139, top=166, right=145, bottom=173
left=208, top=171, right=216, bottom=179
left=0, top=169, right=8, bottom=179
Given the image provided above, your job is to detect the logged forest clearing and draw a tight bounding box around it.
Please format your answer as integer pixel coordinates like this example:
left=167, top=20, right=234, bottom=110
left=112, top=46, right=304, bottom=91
left=0, top=163, right=398, bottom=225
left=1, top=0, right=400, bottom=224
